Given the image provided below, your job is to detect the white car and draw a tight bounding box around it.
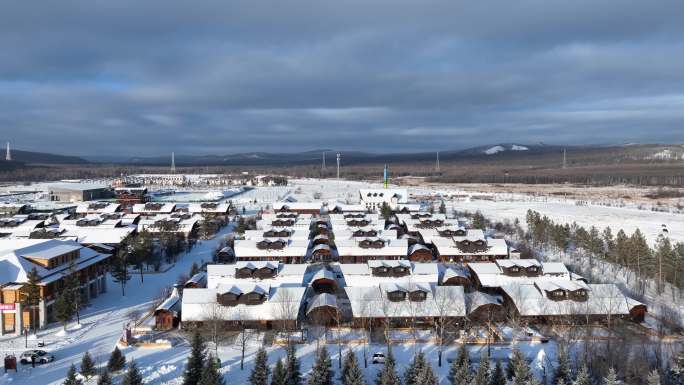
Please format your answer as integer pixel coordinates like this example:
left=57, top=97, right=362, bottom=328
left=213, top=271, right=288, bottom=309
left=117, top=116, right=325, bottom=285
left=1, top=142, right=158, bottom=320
left=372, top=352, right=386, bottom=364
left=20, top=350, right=54, bottom=365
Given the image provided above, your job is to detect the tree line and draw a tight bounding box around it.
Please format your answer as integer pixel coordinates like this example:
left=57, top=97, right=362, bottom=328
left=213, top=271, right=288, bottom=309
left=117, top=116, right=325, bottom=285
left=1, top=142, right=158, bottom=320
left=525, top=210, right=684, bottom=295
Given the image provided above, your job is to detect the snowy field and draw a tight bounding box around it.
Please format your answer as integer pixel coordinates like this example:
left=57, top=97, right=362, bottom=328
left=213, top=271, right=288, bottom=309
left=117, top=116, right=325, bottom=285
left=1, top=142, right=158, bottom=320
left=449, top=198, right=683, bottom=244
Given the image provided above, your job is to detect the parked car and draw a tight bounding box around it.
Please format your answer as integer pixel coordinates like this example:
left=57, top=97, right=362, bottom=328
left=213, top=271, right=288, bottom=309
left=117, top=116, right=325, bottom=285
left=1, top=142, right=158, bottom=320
left=372, top=352, right=386, bottom=364
left=19, top=350, right=54, bottom=365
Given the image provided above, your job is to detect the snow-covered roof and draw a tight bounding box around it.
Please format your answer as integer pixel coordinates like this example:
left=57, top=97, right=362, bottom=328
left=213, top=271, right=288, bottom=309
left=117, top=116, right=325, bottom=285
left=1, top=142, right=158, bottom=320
left=187, top=203, right=231, bottom=214
left=234, top=238, right=309, bottom=259
left=339, top=261, right=439, bottom=286
left=345, top=283, right=466, bottom=318
left=206, top=263, right=308, bottom=289
left=432, top=237, right=508, bottom=258
left=501, top=283, right=643, bottom=317
left=335, top=237, right=408, bottom=258
left=0, top=239, right=108, bottom=285
left=132, top=202, right=176, bottom=214
left=306, top=293, right=338, bottom=314
left=59, top=225, right=136, bottom=245
left=469, top=260, right=577, bottom=288
left=155, top=287, right=182, bottom=316
left=75, top=202, right=120, bottom=214
left=181, top=286, right=306, bottom=322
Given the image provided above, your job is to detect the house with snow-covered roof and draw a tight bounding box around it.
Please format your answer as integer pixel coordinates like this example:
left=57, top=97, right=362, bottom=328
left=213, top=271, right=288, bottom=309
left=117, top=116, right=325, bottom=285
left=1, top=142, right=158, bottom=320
left=0, top=239, right=110, bottom=335
left=181, top=285, right=307, bottom=330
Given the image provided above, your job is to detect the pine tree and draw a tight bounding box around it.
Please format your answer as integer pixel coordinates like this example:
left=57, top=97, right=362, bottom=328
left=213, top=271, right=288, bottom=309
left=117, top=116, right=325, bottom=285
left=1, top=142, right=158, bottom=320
left=199, top=354, right=225, bottom=385
left=416, top=362, right=438, bottom=385
left=97, top=370, right=113, bottom=385
left=489, top=361, right=506, bottom=385
left=54, top=289, right=74, bottom=331
left=122, top=360, right=143, bottom=385
left=404, top=351, right=426, bottom=385
left=603, top=368, right=620, bottom=385
left=308, top=346, right=333, bottom=385
left=190, top=262, right=201, bottom=277
left=647, top=370, right=661, bottom=385
left=511, top=350, right=531, bottom=385
left=507, top=349, right=526, bottom=380
left=250, top=347, right=271, bottom=385
left=341, top=349, right=366, bottom=385
left=63, top=364, right=83, bottom=385
left=449, top=344, right=469, bottom=385
left=65, top=260, right=85, bottom=325
left=285, top=344, right=302, bottom=385
left=80, top=351, right=97, bottom=380
left=20, top=267, right=42, bottom=331
left=107, top=346, right=126, bottom=372
left=554, top=347, right=571, bottom=385
left=184, top=331, right=207, bottom=385
left=111, top=250, right=131, bottom=296
left=272, top=358, right=288, bottom=385
left=573, top=365, right=590, bottom=385
left=471, top=352, right=490, bottom=385
left=375, top=351, right=401, bottom=385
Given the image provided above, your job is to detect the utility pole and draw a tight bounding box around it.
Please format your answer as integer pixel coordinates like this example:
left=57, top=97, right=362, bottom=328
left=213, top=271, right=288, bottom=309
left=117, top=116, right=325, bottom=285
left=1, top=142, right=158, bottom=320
left=336, top=153, right=341, bottom=181
left=436, top=151, right=440, bottom=173
left=5, top=142, right=11, bottom=161
left=171, top=152, right=176, bottom=174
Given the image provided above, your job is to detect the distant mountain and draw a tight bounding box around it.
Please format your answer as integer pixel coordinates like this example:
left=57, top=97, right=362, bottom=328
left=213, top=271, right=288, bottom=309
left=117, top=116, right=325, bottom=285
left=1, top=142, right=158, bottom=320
left=80, top=143, right=684, bottom=167
left=4, top=149, right=87, bottom=164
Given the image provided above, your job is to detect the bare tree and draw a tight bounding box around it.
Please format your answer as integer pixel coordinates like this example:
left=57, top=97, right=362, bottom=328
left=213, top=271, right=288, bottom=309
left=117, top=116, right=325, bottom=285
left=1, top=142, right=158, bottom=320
left=203, top=302, right=226, bottom=357
left=433, top=286, right=464, bottom=367
left=234, top=308, right=253, bottom=370
left=274, top=288, right=299, bottom=345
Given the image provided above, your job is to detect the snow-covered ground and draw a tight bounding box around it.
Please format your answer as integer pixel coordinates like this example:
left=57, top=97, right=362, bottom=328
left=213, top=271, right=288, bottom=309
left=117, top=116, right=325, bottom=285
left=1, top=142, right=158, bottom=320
left=442, top=197, right=683, bottom=244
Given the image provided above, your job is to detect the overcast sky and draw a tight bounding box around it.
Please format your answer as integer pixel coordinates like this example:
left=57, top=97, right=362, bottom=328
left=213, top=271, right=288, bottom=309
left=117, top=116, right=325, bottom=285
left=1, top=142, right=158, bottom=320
left=1, top=1, right=683, bottom=157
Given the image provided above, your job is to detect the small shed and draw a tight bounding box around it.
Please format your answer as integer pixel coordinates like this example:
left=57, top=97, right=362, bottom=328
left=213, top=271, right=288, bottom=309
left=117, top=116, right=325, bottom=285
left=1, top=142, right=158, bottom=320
left=407, top=243, right=433, bottom=262
left=310, top=269, right=338, bottom=294
left=216, top=246, right=235, bottom=263
left=154, top=286, right=182, bottom=330
left=466, top=291, right=505, bottom=322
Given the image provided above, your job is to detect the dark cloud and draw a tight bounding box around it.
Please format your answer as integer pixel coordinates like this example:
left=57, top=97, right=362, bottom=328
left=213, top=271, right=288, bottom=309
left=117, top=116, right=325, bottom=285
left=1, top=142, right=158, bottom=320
left=1, top=0, right=683, bottom=156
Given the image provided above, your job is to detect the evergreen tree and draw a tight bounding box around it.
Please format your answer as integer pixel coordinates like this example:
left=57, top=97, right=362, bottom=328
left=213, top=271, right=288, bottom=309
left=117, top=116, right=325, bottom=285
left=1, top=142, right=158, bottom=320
left=449, top=344, right=471, bottom=385
left=471, top=352, right=490, bottom=385
left=573, top=366, right=590, bottom=385
left=416, top=362, right=437, bottom=385
left=511, top=350, right=531, bottom=385
left=97, top=370, right=113, bottom=385
left=199, top=354, right=225, bottom=385
left=190, top=262, right=201, bottom=277
left=439, top=201, right=447, bottom=214
left=404, top=351, right=427, bottom=385
left=647, top=370, right=661, bottom=385
left=250, top=347, right=271, bottom=385
left=341, top=349, right=366, bottom=385
left=554, top=347, right=571, bottom=385
left=375, top=350, right=400, bottom=385
left=54, top=288, right=74, bottom=331
left=489, top=361, right=506, bottom=385
left=184, top=331, right=207, bottom=385
left=20, top=267, right=42, bottom=331
left=63, top=364, right=83, bottom=385
left=285, top=344, right=302, bottom=385
left=80, top=351, right=97, bottom=380
left=308, top=346, right=333, bottom=385
left=111, top=250, right=131, bottom=296
left=64, top=260, right=85, bottom=324
left=603, top=368, right=620, bottom=385
left=107, top=346, right=126, bottom=372
left=122, top=360, right=143, bottom=385
left=272, top=358, right=288, bottom=385
left=507, top=349, right=526, bottom=380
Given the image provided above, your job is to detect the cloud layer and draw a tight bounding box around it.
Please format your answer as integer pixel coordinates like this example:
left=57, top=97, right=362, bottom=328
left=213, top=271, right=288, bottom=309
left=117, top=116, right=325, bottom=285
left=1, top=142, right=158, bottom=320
left=1, top=1, right=683, bottom=156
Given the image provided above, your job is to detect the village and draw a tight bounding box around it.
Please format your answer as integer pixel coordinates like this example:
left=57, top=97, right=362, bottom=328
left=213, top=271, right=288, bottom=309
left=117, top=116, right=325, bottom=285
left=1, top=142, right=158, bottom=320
left=0, top=173, right=682, bottom=385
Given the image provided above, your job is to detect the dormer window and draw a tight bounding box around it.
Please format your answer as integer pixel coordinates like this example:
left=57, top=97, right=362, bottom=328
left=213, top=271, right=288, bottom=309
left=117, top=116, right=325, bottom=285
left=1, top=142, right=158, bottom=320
left=392, top=266, right=409, bottom=277
left=387, top=291, right=405, bottom=302
left=409, top=291, right=427, bottom=302
left=236, top=267, right=254, bottom=278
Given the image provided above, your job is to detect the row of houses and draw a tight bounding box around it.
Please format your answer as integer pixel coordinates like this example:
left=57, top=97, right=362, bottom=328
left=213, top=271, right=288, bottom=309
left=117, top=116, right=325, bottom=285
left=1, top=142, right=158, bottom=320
left=171, top=258, right=645, bottom=331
